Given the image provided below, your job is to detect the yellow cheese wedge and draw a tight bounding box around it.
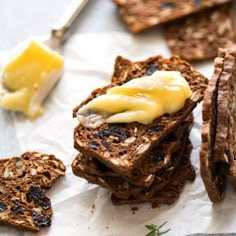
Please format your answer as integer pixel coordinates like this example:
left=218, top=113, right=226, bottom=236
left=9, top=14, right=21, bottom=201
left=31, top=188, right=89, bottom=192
left=76, top=71, right=192, bottom=128
left=0, top=40, right=64, bottom=119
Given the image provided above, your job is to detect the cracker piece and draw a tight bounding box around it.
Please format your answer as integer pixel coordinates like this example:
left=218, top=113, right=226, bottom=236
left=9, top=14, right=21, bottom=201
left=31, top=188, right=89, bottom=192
left=164, top=3, right=236, bottom=61
left=113, top=0, right=232, bottom=33
left=0, top=152, right=66, bottom=231
left=200, top=51, right=226, bottom=202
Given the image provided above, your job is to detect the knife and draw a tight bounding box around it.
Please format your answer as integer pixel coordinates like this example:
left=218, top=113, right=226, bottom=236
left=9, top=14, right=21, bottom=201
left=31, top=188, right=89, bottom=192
left=0, top=0, right=88, bottom=157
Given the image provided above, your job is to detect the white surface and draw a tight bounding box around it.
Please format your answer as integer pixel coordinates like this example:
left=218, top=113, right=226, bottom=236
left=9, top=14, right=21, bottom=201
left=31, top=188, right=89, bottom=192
left=0, top=0, right=235, bottom=235
left=1, top=32, right=235, bottom=236
left=0, top=0, right=125, bottom=50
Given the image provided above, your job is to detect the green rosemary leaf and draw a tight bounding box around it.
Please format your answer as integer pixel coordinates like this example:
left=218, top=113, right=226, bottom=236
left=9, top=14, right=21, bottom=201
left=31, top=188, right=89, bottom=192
left=159, top=228, right=171, bottom=235
left=145, top=230, right=157, bottom=236
left=145, top=222, right=170, bottom=236
left=145, top=224, right=157, bottom=231
left=159, top=221, right=168, bottom=229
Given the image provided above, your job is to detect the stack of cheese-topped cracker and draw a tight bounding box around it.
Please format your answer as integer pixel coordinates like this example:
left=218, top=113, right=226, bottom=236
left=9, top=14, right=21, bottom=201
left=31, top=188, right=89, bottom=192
left=72, top=54, right=208, bottom=207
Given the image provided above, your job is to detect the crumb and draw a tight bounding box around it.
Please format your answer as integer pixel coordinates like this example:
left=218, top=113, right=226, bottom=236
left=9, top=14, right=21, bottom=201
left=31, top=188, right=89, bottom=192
left=88, top=227, right=90, bottom=230
left=131, top=207, right=138, bottom=211
left=152, top=203, right=160, bottom=209
left=106, top=226, right=109, bottom=229
left=91, top=203, right=96, bottom=213
left=131, top=206, right=138, bottom=214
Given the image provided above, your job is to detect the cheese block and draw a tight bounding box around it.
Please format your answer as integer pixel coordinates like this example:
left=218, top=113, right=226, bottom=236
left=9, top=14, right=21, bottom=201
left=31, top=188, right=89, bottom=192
left=1, top=40, right=64, bottom=119
left=76, top=71, right=192, bottom=127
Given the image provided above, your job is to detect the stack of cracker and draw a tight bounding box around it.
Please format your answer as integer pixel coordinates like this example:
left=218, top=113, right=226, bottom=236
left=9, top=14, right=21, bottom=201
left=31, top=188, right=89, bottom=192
left=72, top=54, right=208, bottom=207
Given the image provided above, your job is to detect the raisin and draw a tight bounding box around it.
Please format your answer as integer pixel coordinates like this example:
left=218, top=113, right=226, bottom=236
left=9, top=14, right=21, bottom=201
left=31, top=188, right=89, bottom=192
left=147, top=125, right=164, bottom=133
left=94, top=125, right=128, bottom=144
left=0, top=202, right=7, bottom=212
left=32, top=211, right=51, bottom=227
left=194, top=0, right=201, bottom=8
left=159, top=2, right=176, bottom=9
left=93, top=132, right=103, bottom=139
left=27, top=186, right=51, bottom=210
left=153, top=155, right=165, bottom=162
left=88, top=141, right=100, bottom=150
left=11, top=204, right=24, bottom=214
left=39, top=196, right=51, bottom=210
left=28, top=186, right=43, bottom=203
left=146, top=65, right=160, bottom=76
left=102, top=127, right=128, bottom=141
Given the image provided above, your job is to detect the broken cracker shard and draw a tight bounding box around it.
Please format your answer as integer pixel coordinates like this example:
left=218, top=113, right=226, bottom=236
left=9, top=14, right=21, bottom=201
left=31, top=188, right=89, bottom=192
left=0, top=152, right=66, bottom=231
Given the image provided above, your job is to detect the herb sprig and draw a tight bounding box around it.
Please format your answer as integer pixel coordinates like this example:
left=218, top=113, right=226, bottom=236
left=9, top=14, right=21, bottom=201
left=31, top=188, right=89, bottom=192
left=145, top=221, right=170, bottom=236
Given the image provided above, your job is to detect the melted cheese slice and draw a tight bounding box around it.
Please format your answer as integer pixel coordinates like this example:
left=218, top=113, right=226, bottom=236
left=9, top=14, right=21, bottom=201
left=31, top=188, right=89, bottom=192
left=0, top=40, right=64, bottom=119
left=76, top=71, right=192, bottom=128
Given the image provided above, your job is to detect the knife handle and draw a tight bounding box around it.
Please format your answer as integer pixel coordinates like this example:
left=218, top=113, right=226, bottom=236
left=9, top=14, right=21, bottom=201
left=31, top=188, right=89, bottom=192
left=51, top=0, right=88, bottom=43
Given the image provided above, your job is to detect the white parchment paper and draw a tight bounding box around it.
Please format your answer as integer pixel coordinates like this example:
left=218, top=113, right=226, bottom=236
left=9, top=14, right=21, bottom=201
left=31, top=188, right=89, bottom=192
left=2, top=32, right=236, bottom=236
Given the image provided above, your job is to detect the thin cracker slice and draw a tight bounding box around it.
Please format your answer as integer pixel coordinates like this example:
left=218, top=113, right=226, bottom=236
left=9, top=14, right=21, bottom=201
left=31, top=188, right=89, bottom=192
left=72, top=116, right=192, bottom=188
left=214, top=48, right=236, bottom=187
left=72, top=141, right=190, bottom=199
left=72, top=127, right=192, bottom=200
left=111, top=139, right=195, bottom=207
left=200, top=51, right=228, bottom=202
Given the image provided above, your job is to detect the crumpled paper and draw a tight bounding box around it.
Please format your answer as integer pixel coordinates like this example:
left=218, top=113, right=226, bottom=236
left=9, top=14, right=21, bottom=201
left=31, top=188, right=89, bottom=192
left=1, top=32, right=236, bottom=236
